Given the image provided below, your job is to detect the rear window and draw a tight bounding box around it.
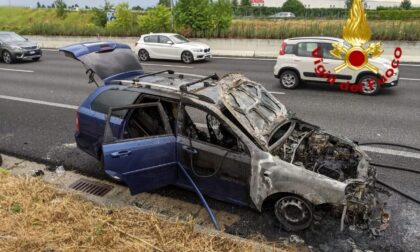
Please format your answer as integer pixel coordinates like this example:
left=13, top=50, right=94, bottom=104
left=91, top=89, right=139, bottom=117
left=144, top=35, right=158, bottom=43
left=285, top=44, right=294, bottom=54
left=297, top=42, right=318, bottom=57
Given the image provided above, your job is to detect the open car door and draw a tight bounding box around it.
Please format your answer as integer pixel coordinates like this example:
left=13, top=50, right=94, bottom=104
left=59, top=42, right=144, bottom=85
left=102, top=102, right=177, bottom=195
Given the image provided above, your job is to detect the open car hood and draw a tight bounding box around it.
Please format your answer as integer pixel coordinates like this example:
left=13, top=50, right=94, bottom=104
left=218, top=74, right=287, bottom=147
left=59, top=42, right=144, bottom=85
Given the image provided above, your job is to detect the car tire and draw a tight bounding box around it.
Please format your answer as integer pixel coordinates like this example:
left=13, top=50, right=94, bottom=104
left=358, top=75, right=381, bottom=96
left=2, top=50, right=13, bottom=64
left=279, top=70, right=300, bottom=89
left=32, top=57, right=41, bottom=61
left=138, top=49, right=149, bottom=61
left=181, top=51, right=194, bottom=64
left=274, top=195, right=313, bottom=232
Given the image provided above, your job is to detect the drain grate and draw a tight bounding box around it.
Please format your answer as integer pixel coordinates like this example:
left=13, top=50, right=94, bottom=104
left=69, top=178, right=113, bottom=197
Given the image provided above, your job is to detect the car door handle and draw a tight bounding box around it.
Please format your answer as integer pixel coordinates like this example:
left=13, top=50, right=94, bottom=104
left=182, top=145, right=198, bottom=155
left=110, top=150, right=132, bottom=158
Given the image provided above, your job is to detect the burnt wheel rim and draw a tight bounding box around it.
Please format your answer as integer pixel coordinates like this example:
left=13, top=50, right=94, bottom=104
left=182, top=52, right=192, bottom=63
left=139, top=50, right=148, bottom=61
left=3, top=52, right=11, bottom=64
left=275, top=196, right=312, bottom=230
left=361, top=77, right=378, bottom=94
left=281, top=73, right=296, bottom=87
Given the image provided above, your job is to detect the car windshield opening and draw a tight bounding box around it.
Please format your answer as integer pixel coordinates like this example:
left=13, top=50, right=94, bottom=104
left=0, top=33, right=26, bottom=42
left=170, top=35, right=189, bottom=44
left=268, top=122, right=292, bottom=146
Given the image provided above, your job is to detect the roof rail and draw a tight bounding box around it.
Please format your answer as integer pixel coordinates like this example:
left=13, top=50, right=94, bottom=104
left=111, top=79, right=179, bottom=91
left=179, top=73, right=219, bottom=104
left=133, top=69, right=174, bottom=81
left=179, top=73, right=219, bottom=92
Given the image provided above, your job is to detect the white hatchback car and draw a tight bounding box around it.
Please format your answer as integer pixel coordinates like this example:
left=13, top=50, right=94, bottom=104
left=134, top=33, right=211, bottom=64
left=273, top=37, right=399, bottom=95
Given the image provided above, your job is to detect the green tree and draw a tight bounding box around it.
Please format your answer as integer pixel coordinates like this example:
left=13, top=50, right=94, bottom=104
left=138, top=4, right=171, bottom=32
left=174, top=0, right=211, bottom=32
left=232, top=0, right=238, bottom=7
left=158, top=0, right=171, bottom=7
left=103, top=0, right=113, bottom=11
left=241, top=0, right=251, bottom=6
left=36, top=2, right=41, bottom=8
left=345, top=0, right=353, bottom=9
left=209, top=0, right=233, bottom=35
left=107, top=2, right=136, bottom=30
left=92, top=8, right=108, bottom=27
left=400, top=0, right=412, bottom=9
left=54, top=0, right=67, bottom=18
left=281, top=0, right=305, bottom=15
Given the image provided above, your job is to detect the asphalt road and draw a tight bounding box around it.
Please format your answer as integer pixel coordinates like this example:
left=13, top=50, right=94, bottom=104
left=1, top=50, right=419, bottom=251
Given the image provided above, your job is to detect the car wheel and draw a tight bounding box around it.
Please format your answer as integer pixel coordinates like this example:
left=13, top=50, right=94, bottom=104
left=2, top=51, right=13, bottom=64
left=0, top=154, right=2, bottom=166
left=138, top=49, right=149, bottom=61
left=279, top=70, right=300, bottom=89
left=32, top=57, right=41, bottom=61
left=358, top=75, right=381, bottom=95
left=274, top=195, right=313, bottom=231
left=181, top=51, right=194, bottom=64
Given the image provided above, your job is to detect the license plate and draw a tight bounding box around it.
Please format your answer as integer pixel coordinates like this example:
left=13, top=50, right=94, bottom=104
left=29, top=51, right=35, bottom=54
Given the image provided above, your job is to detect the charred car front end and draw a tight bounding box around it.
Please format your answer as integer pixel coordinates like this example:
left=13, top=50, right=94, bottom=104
left=220, top=74, right=388, bottom=231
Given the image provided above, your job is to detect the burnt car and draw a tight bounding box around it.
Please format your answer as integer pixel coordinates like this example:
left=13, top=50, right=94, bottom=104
left=60, top=42, right=387, bottom=231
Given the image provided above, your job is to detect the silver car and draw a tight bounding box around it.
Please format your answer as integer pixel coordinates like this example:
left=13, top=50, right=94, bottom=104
left=0, top=32, right=42, bottom=64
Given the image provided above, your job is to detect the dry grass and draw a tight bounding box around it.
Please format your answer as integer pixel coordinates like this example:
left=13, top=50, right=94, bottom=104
left=206, top=19, right=420, bottom=41
left=0, top=170, right=255, bottom=252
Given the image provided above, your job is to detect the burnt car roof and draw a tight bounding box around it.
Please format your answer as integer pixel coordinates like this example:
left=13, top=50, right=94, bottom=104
left=114, top=72, right=288, bottom=148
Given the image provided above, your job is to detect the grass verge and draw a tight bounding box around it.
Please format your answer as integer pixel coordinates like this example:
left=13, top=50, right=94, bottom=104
left=0, top=170, right=254, bottom=251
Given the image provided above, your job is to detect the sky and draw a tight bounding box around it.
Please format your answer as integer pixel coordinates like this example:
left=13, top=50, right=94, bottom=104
left=0, top=0, right=160, bottom=8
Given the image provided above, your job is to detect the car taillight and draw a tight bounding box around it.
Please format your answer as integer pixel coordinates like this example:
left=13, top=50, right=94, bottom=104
left=76, top=111, right=80, bottom=132
left=279, top=41, right=287, bottom=56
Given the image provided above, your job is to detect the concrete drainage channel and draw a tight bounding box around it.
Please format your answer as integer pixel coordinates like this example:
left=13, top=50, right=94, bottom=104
left=0, top=154, right=299, bottom=251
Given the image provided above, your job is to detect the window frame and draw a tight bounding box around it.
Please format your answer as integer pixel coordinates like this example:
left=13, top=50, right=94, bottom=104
left=296, top=42, right=319, bottom=58
left=103, top=102, right=173, bottom=144
left=144, top=35, right=158, bottom=43
left=180, top=103, right=249, bottom=155
left=91, top=89, right=140, bottom=118
left=158, top=35, right=172, bottom=44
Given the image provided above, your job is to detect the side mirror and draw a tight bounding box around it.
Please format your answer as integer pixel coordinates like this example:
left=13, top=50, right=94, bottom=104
left=24, top=37, right=29, bottom=41
left=167, top=40, right=174, bottom=45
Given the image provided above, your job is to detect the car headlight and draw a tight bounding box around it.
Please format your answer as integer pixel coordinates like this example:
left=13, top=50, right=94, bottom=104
left=11, top=45, right=22, bottom=51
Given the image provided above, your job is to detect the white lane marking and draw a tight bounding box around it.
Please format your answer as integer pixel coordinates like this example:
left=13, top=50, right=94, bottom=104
left=400, top=64, right=420, bottom=67
left=142, top=63, right=194, bottom=69
left=212, top=56, right=276, bottom=61
left=400, top=77, right=420, bottom=81
left=0, top=95, right=78, bottom=110
left=360, top=146, right=420, bottom=160
left=269, top=91, right=286, bottom=95
left=0, top=68, right=34, bottom=73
